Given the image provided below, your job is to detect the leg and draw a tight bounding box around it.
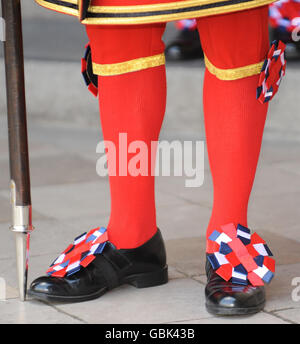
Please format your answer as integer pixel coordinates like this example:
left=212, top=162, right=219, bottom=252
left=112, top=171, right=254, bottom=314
left=197, top=7, right=276, bottom=315
left=29, top=24, right=169, bottom=302
left=86, top=24, right=167, bottom=249
left=197, top=7, right=270, bottom=239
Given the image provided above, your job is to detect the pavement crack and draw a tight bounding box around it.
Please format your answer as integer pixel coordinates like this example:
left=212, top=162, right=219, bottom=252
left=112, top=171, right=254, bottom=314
left=269, top=307, right=295, bottom=312
left=172, top=266, right=207, bottom=285
left=262, top=310, right=297, bottom=324
left=191, top=275, right=207, bottom=286
left=159, top=189, right=212, bottom=209
left=37, top=299, right=88, bottom=324
left=160, top=316, right=211, bottom=324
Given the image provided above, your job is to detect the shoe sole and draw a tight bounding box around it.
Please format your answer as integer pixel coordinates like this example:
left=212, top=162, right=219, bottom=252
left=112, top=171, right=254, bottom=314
left=28, top=265, right=168, bottom=303
left=205, top=300, right=265, bottom=316
left=28, top=287, right=108, bottom=303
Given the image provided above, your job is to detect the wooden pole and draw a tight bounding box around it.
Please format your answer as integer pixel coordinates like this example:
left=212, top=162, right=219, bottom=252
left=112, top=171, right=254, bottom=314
left=1, top=0, right=33, bottom=301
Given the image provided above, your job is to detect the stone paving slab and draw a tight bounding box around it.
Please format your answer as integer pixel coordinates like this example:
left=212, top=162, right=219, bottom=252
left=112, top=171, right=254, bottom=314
left=0, top=138, right=8, bottom=159
left=0, top=196, right=15, bottom=225
left=0, top=136, right=62, bottom=160
left=54, top=278, right=207, bottom=324
left=275, top=224, right=300, bottom=243
left=156, top=174, right=213, bottom=210
left=0, top=298, right=82, bottom=324
left=166, top=237, right=206, bottom=278
left=170, top=312, right=290, bottom=324
left=0, top=283, right=19, bottom=301
left=157, top=203, right=211, bottom=241
left=248, top=191, right=300, bottom=235
left=252, top=163, right=300, bottom=197
left=274, top=308, right=300, bottom=324
left=3, top=181, right=111, bottom=221
left=264, top=263, right=300, bottom=312
left=0, top=153, right=101, bottom=190
left=260, top=140, right=300, bottom=164
left=274, top=160, right=300, bottom=177
left=1, top=181, right=184, bottom=222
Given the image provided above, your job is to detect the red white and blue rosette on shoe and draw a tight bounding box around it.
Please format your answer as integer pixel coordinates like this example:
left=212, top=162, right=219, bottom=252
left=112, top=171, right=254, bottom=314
left=207, top=223, right=275, bottom=287
left=47, top=227, right=108, bottom=277
left=256, top=40, right=286, bottom=104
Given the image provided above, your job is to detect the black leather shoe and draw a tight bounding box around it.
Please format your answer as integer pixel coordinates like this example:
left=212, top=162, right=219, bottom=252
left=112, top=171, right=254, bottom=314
left=29, top=229, right=168, bottom=303
left=205, top=259, right=266, bottom=315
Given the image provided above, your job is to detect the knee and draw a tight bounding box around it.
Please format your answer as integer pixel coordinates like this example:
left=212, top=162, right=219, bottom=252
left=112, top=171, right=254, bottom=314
left=197, top=6, right=270, bottom=81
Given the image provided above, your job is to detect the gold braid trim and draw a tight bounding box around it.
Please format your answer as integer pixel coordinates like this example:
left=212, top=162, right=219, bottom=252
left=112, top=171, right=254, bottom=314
left=35, top=0, right=276, bottom=25
left=92, top=53, right=165, bottom=76
left=82, top=0, right=275, bottom=25
left=35, top=0, right=78, bottom=16
left=204, top=55, right=264, bottom=81
left=88, top=0, right=236, bottom=13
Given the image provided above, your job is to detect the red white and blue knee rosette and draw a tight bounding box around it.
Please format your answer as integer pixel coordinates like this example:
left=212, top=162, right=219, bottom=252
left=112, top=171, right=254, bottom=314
left=207, top=223, right=275, bottom=287
left=47, top=227, right=108, bottom=277
left=81, top=43, right=99, bottom=97
left=256, top=40, right=286, bottom=104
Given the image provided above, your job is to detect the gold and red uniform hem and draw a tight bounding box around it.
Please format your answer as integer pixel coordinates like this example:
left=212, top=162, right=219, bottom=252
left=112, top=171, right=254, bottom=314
left=35, top=0, right=276, bottom=25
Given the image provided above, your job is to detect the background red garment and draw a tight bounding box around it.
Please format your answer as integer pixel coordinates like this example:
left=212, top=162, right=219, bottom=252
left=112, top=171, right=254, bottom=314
left=269, top=0, right=300, bottom=32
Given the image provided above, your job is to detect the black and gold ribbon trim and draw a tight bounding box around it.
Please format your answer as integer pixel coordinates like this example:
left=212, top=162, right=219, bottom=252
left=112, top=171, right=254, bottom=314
left=35, top=0, right=78, bottom=16
left=92, top=53, right=166, bottom=76
left=35, top=0, right=275, bottom=24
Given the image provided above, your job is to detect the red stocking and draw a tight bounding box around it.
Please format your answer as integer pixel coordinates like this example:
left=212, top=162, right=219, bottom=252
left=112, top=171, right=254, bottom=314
left=86, top=24, right=166, bottom=249
left=98, top=67, right=166, bottom=249
left=203, top=70, right=268, bottom=238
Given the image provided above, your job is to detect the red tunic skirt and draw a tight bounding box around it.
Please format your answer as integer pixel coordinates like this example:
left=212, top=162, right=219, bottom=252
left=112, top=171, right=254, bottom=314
left=35, top=0, right=275, bottom=24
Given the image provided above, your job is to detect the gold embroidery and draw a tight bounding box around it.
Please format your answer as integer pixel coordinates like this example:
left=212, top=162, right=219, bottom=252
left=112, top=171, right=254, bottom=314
left=92, top=54, right=165, bottom=76
left=204, top=55, right=264, bottom=80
